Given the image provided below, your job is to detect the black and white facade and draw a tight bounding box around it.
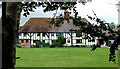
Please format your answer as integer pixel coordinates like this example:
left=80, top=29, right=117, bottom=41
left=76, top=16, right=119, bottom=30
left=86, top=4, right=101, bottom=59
left=18, top=32, right=98, bottom=46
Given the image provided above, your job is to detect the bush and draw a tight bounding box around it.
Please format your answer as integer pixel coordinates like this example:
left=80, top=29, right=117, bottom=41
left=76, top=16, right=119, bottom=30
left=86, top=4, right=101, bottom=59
left=50, top=40, right=58, bottom=48
left=80, top=45, right=86, bottom=48
left=43, top=43, right=50, bottom=47
left=70, top=45, right=75, bottom=47
left=17, top=45, right=21, bottom=48
left=31, top=44, right=36, bottom=48
left=50, top=35, right=65, bottom=48
left=63, top=43, right=69, bottom=48
left=39, top=41, right=50, bottom=48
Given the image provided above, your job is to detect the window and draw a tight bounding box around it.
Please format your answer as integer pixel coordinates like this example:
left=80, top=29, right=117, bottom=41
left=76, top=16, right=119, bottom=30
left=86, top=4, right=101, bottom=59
left=24, top=33, right=27, bottom=37
left=88, top=39, right=95, bottom=42
left=26, top=40, right=28, bottom=43
left=88, top=39, right=91, bottom=42
left=56, top=33, right=59, bottom=36
left=52, top=40, right=54, bottom=43
left=42, top=33, right=46, bottom=37
left=21, top=40, right=24, bottom=43
left=51, top=33, right=54, bottom=36
left=76, top=32, right=82, bottom=37
left=67, top=40, right=70, bottom=43
left=33, top=40, right=36, bottom=43
left=37, top=33, right=40, bottom=36
left=92, top=39, right=95, bottom=42
left=43, top=40, right=45, bottom=43
left=19, top=33, right=21, bottom=36
left=60, top=33, right=63, bottom=35
left=76, top=39, right=82, bottom=43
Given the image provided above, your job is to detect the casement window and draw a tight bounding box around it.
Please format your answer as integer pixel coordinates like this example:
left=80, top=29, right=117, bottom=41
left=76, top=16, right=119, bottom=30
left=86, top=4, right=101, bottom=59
left=76, top=39, right=82, bottom=43
left=51, top=33, right=54, bottom=36
left=43, top=40, right=45, bottom=43
left=33, top=40, right=36, bottom=43
left=26, top=40, right=28, bottom=43
left=37, top=33, right=40, bottom=36
left=21, top=40, right=24, bottom=43
left=76, top=32, right=82, bottom=37
left=67, top=40, right=70, bottom=43
left=42, top=33, right=46, bottom=37
left=60, top=33, right=63, bottom=35
left=56, top=33, right=59, bottom=36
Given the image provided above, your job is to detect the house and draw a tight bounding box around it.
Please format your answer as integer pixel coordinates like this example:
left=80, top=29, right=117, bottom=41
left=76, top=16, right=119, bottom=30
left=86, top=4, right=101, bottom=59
left=18, top=12, right=98, bottom=47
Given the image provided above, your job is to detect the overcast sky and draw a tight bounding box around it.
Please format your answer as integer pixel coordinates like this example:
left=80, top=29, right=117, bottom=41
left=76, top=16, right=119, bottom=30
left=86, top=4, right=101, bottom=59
left=19, top=0, right=119, bottom=26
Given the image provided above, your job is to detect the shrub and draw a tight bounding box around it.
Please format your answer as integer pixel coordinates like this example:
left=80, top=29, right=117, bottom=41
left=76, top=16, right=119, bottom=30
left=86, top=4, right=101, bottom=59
left=50, top=40, right=58, bottom=48
left=17, top=45, right=21, bottom=48
left=31, top=44, right=36, bottom=48
left=70, top=45, right=75, bottom=47
left=50, top=35, right=65, bottom=47
left=63, top=43, right=69, bottom=48
left=39, top=41, right=50, bottom=48
left=80, top=45, right=86, bottom=48
left=43, top=43, right=50, bottom=47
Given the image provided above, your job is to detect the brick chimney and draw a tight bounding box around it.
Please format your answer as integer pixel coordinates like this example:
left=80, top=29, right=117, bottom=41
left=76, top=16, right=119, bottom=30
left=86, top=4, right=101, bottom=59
left=64, top=11, right=69, bottom=18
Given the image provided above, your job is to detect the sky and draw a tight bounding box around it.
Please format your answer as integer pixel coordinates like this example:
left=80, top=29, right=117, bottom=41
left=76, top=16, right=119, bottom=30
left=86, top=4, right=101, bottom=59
left=0, top=0, right=118, bottom=26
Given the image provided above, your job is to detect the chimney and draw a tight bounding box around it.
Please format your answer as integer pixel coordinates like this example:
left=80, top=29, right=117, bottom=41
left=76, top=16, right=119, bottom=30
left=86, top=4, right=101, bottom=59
left=64, top=11, right=69, bottom=18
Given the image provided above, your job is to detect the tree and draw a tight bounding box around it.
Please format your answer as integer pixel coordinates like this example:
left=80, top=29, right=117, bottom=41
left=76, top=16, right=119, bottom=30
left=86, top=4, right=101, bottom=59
left=117, top=24, right=120, bottom=28
left=109, top=22, right=116, bottom=29
left=2, top=2, right=22, bottom=69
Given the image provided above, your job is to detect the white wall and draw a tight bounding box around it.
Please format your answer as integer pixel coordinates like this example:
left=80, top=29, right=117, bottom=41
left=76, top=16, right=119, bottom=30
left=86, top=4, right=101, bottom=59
left=19, top=32, right=98, bottom=46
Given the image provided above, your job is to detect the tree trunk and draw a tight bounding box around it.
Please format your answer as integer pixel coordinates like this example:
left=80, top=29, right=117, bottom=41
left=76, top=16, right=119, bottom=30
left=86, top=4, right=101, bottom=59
left=2, top=2, right=21, bottom=69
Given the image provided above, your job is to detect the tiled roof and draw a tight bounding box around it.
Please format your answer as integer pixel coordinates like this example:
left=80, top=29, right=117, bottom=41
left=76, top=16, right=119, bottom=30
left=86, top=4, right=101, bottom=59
left=102, top=28, right=120, bottom=37
left=19, top=18, right=89, bottom=32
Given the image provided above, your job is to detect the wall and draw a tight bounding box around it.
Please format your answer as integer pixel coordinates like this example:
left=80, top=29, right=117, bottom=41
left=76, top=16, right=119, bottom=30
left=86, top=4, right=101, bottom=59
left=19, top=32, right=98, bottom=46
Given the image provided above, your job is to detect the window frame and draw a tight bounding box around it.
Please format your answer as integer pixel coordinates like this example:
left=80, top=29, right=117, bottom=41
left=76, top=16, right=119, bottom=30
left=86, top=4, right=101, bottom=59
left=76, top=39, right=82, bottom=43
left=76, top=32, right=82, bottom=37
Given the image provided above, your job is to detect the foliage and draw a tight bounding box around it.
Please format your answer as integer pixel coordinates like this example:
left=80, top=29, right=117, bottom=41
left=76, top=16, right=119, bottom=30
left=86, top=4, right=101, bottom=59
left=19, top=26, right=23, bottom=29
left=85, top=15, right=120, bottom=63
left=17, top=45, right=21, bottom=48
left=39, top=41, right=50, bottom=47
left=51, top=34, right=65, bottom=47
left=117, top=24, right=120, bottom=28
left=70, top=45, right=75, bottom=47
left=108, top=22, right=116, bottom=29
left=80, top=45, right=86, bottom=48
left=51, top=40, right=58, bottom=48
left=63, top=43, right=69, bottom=48
left=31, top=44, right=36, bottom=48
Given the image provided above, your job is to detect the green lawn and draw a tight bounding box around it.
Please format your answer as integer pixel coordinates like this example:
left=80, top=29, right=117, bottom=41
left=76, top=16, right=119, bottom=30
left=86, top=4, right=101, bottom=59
left=15, top=47, right=118, bottom=67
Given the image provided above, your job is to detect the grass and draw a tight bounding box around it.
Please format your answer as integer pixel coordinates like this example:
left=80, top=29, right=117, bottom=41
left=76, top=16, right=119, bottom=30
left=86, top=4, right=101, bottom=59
left=15, top=47, right=118, bottom=67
